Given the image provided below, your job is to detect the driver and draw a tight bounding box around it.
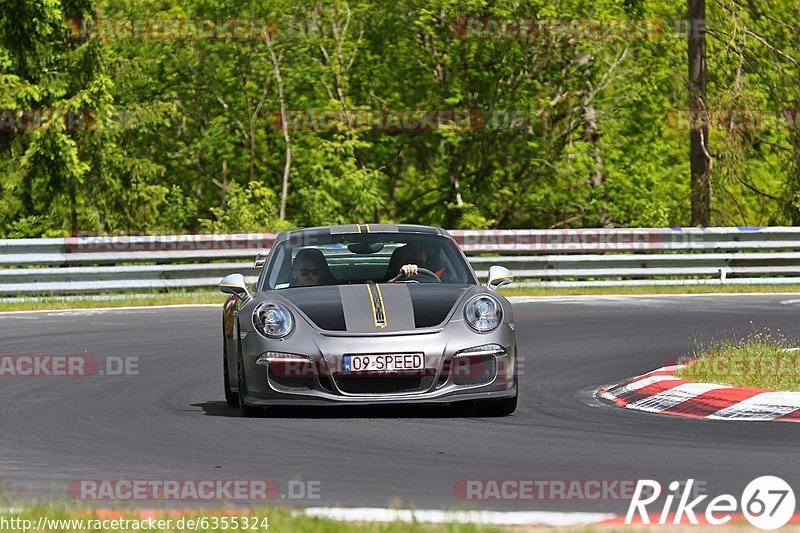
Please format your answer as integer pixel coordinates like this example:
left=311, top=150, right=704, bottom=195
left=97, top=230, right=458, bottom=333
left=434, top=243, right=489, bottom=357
left=291, top=248, right=332, bottom=287
left=386, top=243, right=444, bottom=282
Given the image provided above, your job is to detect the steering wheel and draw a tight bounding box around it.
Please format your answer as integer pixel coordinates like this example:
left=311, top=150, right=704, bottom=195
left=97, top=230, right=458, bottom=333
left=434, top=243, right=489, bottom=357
left=396, top=267, right=442, bottom=283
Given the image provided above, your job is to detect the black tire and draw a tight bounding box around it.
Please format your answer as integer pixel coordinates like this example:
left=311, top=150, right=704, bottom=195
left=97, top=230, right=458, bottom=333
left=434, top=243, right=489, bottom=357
left=223, top=338, right=238, bottom=408
left=237, top=350, right=261, bottom=417
left=476, top=394, right=518, bottom=417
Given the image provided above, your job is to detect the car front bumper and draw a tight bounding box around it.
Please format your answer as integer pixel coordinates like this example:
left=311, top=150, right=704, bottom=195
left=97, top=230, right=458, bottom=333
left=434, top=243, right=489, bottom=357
left=238, top=321, right=517, bottom=406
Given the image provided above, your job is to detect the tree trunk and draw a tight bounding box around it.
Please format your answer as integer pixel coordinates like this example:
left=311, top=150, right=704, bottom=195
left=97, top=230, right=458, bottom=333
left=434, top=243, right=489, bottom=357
left=582, top=99, right=606, bottom=188
left=221, top=159, right=228, bottom=213
left=265, top=32, right=292, bottom=221
left=788, top=129, right=800, bottom=225
left=70, top=180, right=78, bottom=237
left=688, top=0, right=711, bottom=226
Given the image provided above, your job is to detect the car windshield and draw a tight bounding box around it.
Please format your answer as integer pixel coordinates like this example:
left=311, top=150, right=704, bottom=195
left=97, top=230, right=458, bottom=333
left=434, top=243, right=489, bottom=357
left=262, top=233, right=474, bottom=290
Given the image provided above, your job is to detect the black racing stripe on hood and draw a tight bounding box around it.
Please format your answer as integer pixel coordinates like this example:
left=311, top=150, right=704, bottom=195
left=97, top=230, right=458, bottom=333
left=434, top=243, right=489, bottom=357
left=279, top=286, right=347, bottom=331
left=408, top=284, right=470, bottom=328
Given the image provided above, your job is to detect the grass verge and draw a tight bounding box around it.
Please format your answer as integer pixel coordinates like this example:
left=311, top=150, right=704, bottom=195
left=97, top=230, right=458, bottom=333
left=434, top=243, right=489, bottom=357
left=3, top=505, right=798, bottom=532
left=675, top=329, right=800, bottom=391
left=0, top=291, right=224, bottom=312
left=498, top=283, right=800, bottom=297
left=1, top=284, right=799, bottom=313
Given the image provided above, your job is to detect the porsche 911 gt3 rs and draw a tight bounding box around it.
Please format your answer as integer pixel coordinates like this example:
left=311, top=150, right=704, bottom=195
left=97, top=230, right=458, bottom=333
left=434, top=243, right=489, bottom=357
left=219, top=224, right=517, bottom=416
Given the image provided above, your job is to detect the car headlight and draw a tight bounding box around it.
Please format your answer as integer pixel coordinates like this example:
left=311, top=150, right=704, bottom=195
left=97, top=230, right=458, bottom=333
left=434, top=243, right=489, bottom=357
left=253, top=302, right=294, bottom=339
left=464, top=295, right=503, bottom=332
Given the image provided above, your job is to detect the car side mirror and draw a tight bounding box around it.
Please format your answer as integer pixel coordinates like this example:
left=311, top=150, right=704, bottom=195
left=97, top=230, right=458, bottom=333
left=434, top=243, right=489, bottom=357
left=487, top=265, right=513, bottom=291
left=219, top=273, right=250, bottom=300
left=253, top=251, right=269, bottom=269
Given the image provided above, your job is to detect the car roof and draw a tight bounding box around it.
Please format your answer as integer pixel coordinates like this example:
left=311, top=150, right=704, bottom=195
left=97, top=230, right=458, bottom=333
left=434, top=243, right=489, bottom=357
left=275, top=224, right=450, bottom=244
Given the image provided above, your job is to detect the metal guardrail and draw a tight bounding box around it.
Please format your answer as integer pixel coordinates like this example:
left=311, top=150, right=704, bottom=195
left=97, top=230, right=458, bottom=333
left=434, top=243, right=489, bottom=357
left=1, top=228, right=800, bottom=295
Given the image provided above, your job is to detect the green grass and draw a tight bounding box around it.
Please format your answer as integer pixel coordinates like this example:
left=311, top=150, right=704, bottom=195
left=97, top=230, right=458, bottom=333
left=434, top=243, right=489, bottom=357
left=0, top=290, right=225, bottom=312
left=1, top=284, right=799, bottom=313
left=498, top=283, right=800, bottom=297
left=675, top=329, right=800, bottom=391
left=3, top=505, right=794, bottom=532
left=0, top=506, right=512, bottom=533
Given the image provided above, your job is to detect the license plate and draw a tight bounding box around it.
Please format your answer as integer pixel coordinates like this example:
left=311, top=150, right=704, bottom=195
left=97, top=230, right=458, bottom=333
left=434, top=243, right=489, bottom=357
left=343, top=354, right=424, bottom=373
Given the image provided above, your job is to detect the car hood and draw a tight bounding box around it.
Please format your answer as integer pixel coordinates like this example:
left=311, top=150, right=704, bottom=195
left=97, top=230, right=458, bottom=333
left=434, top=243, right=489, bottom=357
left=275, top=283, right=473, bottom=333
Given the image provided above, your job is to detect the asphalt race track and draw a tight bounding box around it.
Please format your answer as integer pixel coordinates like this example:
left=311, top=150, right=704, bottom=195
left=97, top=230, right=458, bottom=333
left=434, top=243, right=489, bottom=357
left=0, top=294, right=798, bottom=513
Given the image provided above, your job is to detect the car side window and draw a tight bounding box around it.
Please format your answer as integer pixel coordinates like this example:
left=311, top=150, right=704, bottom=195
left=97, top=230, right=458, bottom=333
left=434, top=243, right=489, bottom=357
left=264, top=245, right=288, bottom=290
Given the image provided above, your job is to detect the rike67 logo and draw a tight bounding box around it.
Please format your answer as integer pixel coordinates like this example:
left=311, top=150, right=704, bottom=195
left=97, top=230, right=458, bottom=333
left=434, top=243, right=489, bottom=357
left=627, top=476, right=796, bottom=530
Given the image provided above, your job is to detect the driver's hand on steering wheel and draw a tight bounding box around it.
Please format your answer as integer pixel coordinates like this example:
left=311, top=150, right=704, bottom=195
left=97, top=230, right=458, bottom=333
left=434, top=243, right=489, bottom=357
left=399, top=264, right=418, bottom=277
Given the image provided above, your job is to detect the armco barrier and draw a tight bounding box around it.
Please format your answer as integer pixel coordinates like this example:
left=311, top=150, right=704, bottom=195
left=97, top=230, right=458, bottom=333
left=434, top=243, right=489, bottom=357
left=1, top=227, right=800, bottom=295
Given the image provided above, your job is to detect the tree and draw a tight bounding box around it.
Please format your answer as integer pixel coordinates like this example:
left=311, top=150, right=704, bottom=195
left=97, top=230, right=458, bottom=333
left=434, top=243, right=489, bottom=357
left=688, top=0, right=711, bottom=226
left=0, top=0, right=114, bottom=236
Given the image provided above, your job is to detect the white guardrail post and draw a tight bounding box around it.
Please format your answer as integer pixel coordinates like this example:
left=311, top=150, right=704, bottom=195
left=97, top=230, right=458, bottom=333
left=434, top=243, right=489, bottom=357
left=1, top=227, right=800, bottom=295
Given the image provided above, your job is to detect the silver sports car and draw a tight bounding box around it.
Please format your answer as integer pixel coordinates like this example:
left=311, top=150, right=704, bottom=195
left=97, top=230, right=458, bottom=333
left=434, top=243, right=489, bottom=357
left=219, top=224, right=517, bottom=416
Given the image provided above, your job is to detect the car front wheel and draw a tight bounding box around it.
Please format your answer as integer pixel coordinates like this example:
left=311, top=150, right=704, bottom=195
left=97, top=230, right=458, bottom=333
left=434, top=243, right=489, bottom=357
left=475, top=394, right=517, bottom=417
left=237, top=350, right=261, bottom=417
left=223, top=337, right=238, bottom=408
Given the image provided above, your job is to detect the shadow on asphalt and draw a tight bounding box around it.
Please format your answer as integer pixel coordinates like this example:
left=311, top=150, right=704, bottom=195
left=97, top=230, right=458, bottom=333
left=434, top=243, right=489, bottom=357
left=192, top=401, right=496, bottom=419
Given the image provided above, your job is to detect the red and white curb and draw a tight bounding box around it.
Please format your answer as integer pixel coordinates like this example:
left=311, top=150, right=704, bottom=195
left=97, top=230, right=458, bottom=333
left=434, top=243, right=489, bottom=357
left=300, top=507, right=800, bottom=526
left=598, top=365, right=800, bottom=422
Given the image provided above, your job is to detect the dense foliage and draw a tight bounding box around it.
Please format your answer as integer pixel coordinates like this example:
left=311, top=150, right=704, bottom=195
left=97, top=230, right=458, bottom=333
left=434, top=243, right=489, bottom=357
left=0, top=0, right=798, bottom=236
